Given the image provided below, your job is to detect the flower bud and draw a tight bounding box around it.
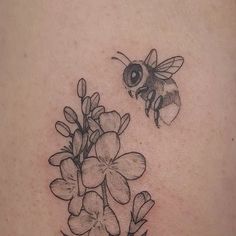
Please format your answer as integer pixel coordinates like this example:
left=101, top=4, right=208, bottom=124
left=88, top=118, right=102, bottom=132
left=55, top=121, right=71, bottom=137
left=129, top=191, right=154, bottom=234
left=63, top=106, right=78, bottom=123
left=82, top=96, right=91, bottom=115
left=90, top=92, right=100, bottom=110
left=73, top=129, right=83, bottom=156
left=49, top=151, right=73, bottom=166
left=132, top=191, right=155, bottom=222
left=90, top=130, right=100, bottom=144
left=118, top=113, right=130, bottom=135
left=77, top=78, right=86, bottom=98
left=91, top=106, right=105, bottom=120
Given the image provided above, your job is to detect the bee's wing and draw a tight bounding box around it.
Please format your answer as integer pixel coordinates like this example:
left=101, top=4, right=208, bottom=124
left=154, top=56, right=184, bottom=80
left=144, top=49, right=158, bottom=68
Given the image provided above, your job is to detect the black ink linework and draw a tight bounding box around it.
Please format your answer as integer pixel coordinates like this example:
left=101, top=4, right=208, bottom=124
left=128, top=191, right=155, bottom=236
left=49, top=79, right=155, bottom=236
left=112, top=49, right=184, bottom=128
left=60, top=230, right=69, bottom=236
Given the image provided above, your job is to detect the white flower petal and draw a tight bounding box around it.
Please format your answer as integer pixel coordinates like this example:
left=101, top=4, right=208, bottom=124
left=50, top=179, right=75, bottom=200
left=113, top=152, right=146, bottom=180
left=82, top=158, right=106, bottom=188
left=49, top=152, right=73, bottom=166
left=68, top=195, right=83, bottom=216
left=106, top=171, right=130, bottom=204
left=68, top=210, right=95, bottom=235
left=99, top=111, right=121, bottom=133
left=83, top=191, right=104, bottom=215
left=96, top=132, right=120, bottom=163
left=61, top=158, right=78, bottom=182
left=103, top=206, right=120, bottom=235
left=89, top=225, right=108, bottom=236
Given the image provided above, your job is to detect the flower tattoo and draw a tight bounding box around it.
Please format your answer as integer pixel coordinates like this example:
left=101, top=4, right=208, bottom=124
left=69, top=191, right=120, bottom=236
left=82, top=132, right=146, bottom=204
left=49, top=79, right=155, bottom=235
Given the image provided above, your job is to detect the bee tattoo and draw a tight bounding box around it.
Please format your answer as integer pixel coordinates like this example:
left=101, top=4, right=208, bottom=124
left=112, top=49, right=184, bottom=128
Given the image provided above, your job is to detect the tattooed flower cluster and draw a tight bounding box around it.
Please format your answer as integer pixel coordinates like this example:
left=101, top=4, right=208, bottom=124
left=49, top=79, right=154, bottom=236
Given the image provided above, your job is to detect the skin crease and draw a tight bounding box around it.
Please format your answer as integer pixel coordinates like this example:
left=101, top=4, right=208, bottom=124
left=0, top=0, right=236, bottom=235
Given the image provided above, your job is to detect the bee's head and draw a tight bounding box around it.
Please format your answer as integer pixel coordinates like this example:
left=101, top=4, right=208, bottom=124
left=112, top=51, right=149, bottom=93
left=122, top=61, right=148, bottom=92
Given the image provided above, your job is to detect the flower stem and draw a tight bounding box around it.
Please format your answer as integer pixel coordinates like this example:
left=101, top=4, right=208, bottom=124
left=81, top=97, right=87, bottom=132
left=83, top=142, right=93, bottom=159
left=75, top=120, right=83, bottom=133
left=101, top=179, right=108, bottom=206
left=127, top=211, right=135, bottom=236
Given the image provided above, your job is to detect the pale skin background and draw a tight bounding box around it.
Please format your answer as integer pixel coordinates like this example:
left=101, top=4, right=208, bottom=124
left=0, top=0, right=236, bottom=235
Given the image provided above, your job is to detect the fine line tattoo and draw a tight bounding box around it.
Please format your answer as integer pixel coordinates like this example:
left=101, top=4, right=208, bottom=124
left=49, top=79, right=155, bottom=236
left=112, top=49, right=184, bottom=128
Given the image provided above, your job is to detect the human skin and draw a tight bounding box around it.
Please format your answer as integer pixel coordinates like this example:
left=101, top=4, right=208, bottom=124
left=0, top=0, right=236, bottom=235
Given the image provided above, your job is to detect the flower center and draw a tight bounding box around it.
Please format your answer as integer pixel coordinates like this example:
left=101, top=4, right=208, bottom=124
left=103, top=160, right=115, bottom=172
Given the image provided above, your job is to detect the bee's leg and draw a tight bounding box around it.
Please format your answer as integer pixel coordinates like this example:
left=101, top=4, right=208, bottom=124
left=135, top=86, right=148, bottom=99
left=145, top=90, right=156, bottom=117
left=154, top=96, right=163, bottom=128
left=128, top=90, right=134, bottom=98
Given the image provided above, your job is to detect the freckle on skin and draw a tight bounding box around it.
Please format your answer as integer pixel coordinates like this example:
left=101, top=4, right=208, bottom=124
left=23, top=53, right=27, bottom=58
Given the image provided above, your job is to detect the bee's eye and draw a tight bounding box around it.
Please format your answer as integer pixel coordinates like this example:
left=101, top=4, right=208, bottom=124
left=123, top=64, right=143, bottom=87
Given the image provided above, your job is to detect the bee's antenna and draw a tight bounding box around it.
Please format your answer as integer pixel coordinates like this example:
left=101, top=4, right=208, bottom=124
left=111, top=57, right=127, bottom=66
left=117, top=51, right=132, bottom=63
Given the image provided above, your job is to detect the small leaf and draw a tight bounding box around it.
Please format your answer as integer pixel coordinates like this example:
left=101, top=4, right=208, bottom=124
left=90, top=92, right=100, bottom=110
left=77, top=78, right=86, bottom=98
left=92, top=106, right=105, bottom=120
left=129, top=219, right=147, bottom=234
left=82, top=96, right=91, bottom=115
left=63, top=106, right=78, bottom=124
left=49, top=152, right=73, bottom=166
left=90, top=130, right=100, bottom=144
left=141, top=230, right=148, bottom=236
left=118, top=113, right=130, bottom=134
left=55, top=121, right=71, bottom=137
